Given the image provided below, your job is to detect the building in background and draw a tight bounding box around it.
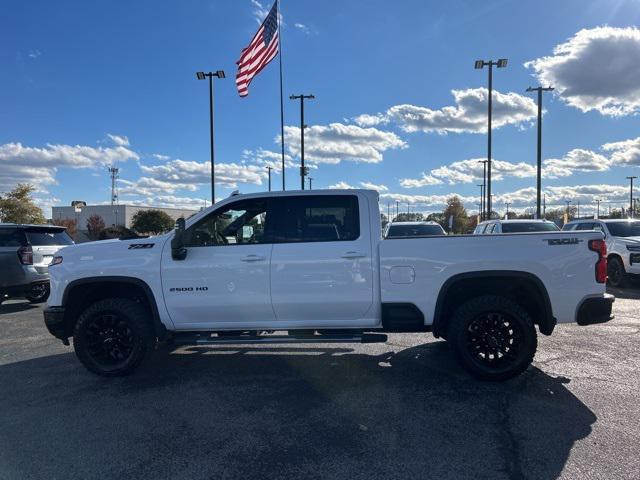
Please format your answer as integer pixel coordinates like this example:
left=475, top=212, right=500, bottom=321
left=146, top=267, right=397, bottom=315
left=51, top=203, right=198, bottom=240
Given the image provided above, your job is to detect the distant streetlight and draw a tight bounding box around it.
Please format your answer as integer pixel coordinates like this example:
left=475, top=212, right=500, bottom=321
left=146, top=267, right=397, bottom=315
left=627, top=176, right=637, bottom=218
left=595, top=199, right=601, bottom=219
left=475, top=58, right=508, bottom=217
left=526, top=86, right=554, bottom=219
left=477, top=160, right=488, bottom=220
left=289, top=94, right=315, bottom=189
left=477, top=184, right=484, bottom=220
left=308, top=177, right=313, bottom=190
left=266, top=166, right=273, bottom=192
left=196, top=70, right=225, bottom=203
left=505, top=202, right=511, bottom=218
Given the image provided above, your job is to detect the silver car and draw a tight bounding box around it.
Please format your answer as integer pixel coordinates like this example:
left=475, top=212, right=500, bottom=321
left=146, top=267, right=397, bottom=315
left=0, top=224, right=74, bottom=304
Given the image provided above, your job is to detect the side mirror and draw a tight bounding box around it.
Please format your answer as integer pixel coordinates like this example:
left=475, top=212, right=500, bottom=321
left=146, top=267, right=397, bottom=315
left=171, top=218, right=187, bottom=261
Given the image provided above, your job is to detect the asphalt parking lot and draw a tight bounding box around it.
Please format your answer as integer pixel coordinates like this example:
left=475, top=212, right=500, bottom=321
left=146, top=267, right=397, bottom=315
left=1, top=290, right=639, bottom=480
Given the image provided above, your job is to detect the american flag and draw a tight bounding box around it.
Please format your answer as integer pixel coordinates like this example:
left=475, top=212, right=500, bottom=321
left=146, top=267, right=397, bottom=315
left=235, top=0, right=279, bottom=97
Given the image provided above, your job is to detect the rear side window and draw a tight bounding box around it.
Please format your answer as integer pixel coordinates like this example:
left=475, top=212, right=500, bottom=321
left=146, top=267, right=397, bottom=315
left=0, top=228, right=26, bottom=247
left=575, top=223, right=595, bottom=231
left=387, top=224, right=444, bottom=237
left=268, top=195, right=360, bottom=243
left=25, top=228, right=74, bottom=246
left=501, top=222, right=560, bottom=233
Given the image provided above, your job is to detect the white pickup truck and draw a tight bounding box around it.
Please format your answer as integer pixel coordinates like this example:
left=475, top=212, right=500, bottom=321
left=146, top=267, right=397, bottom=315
left=44, top=189, right=613, bottom=380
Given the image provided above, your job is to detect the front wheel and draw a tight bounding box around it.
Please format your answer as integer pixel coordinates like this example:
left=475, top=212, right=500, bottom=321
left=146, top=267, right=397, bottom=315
left=447, top=295, right=537, bottom=381
left=73, top=298, right=155, bottom=376
left=607, top=257, right=628, bottom=288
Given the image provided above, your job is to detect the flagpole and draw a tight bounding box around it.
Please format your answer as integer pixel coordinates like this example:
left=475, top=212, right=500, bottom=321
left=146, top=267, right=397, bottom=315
left=277, top=0, right=285, bottom=190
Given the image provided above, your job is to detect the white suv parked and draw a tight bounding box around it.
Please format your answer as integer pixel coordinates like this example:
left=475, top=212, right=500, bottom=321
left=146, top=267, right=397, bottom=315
left=474, top=219, right=560, bottom=234
left=563, top=219, right=640, bottom=287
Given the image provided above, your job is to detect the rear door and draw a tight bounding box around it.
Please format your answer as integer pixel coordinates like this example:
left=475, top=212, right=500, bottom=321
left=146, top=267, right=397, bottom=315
left=0, top=228, right=27, bottom=289
left=269, top=194, right=375, bottom=326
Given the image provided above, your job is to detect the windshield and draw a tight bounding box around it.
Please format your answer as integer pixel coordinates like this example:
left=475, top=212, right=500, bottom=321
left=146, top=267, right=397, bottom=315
left=387, top=224, right=444, bottom=237
left=25, top=228, right=74, bottom=246
left=501, top=222, right=559, bottom=233
left=605, top=221, right=640, bottom=237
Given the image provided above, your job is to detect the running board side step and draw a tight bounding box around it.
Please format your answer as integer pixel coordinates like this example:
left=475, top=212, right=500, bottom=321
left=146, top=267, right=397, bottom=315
left=172, top=333, right=388, bottom=346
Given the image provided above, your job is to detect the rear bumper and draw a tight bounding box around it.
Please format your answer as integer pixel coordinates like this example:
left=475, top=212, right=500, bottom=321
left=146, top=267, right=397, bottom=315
left=576, top=294, right=615, bottom=326
left=43, top=306, right=67, bottom=340
left=1, top=280, right=49, bottom=298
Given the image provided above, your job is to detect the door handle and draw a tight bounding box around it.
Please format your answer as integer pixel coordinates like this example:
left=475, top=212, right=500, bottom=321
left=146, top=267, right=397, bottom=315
left=341, top=251, right=366, bottom=259
left=241, top=254, right=266, bottom=262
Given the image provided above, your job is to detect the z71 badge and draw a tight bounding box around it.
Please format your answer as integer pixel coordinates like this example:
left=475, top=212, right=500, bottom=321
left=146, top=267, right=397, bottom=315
left=545, top=238, right=583, bottom=246
left=128, top=243, right=154, bottom=249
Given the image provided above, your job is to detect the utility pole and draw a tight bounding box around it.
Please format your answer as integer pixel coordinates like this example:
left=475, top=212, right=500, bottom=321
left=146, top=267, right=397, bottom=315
left=595, top=199, right=601, bottom=219
left=475, top=58, right=508, bottom=218
left=626, top=176, right=637, bottom=218
left=526, top=86, right=554, bottom=219
left=196, top=70, right=225, bottom=204
left=266, top=166, right=273, bottom=192
left=289, top=94, right=315, bottom=189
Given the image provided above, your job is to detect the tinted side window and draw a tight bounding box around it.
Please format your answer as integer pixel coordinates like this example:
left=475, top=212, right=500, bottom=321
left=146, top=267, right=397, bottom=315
left=0, top=228, right=26, bottom=247
left=186, top=198, right=271, bottom=247
left=575, top=223, right=595, bottom=231
left=269, top=195, right=360, bottom=243
left=25, top=229, right=73, bottom=246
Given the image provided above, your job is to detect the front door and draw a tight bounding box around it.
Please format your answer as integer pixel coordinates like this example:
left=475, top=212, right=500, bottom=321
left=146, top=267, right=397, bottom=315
left=161, top=197, right=275, bottom=330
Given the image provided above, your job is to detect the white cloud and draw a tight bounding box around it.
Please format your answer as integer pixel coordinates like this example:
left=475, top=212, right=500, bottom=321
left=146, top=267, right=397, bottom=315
left=542, top=149, right=610, bottom=178
left=387, top=88, right=537, bottom=134
left=294, top=23, right=310, bottom=34
left=495, top=184, right=629, bottom=209
left=352, top=113, right=389, bottom=127
left=283, top=123, right=407, bottom=164
left=140, top=158, right=266, bottom=188
left=0, top=141, right=139, bottom=192
left=250, top=0, right=269, bottom=23
left=328, top=181, right=355, bottom=189
left=241, top=148, right=297, bottom=172
left=359, top=181, right=388, bottom=191
left=107, top=134, right=130, bottom=147
left=28, top=49, right=41, bottom=59
left=525, top=27, right=640, bottom=116
left=602, top=137, right=640, bottom=166
left=400, top=173, right=444, bottom=188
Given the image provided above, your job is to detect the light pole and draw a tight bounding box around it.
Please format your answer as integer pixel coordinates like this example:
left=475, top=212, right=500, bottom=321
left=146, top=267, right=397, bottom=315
left=595, top=199, right=601, bottom=219
left=308, top=177, right=313, bottom=190
left=565, top=200, right=572, bottom=221
left=266, top=166, right=273, bottom=192
left=475, top=58, right=508, bottom=218
left=526, top=86, right=554, bottom=219
left=505, top=202, right=510, bottom=218
left=196, top=70, right=225, bottom=204
left=477, top=159, right=488, bottom=220
left=477, top=184, right=484, bottom=220
left=289, top=94, right=315, bottom=189
left=626, top=176, right=637, bottom=218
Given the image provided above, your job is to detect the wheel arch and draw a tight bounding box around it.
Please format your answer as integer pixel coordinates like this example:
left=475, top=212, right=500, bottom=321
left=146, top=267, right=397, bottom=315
left=61, top=276, right=166, bottom=340
left=432, top=270, right=555, bottom=338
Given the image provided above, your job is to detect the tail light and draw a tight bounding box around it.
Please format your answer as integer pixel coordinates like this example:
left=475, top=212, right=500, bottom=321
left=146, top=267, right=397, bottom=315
left=17, top=246, right=33, bottom=265
left=589, top=239, right=607, bottom=283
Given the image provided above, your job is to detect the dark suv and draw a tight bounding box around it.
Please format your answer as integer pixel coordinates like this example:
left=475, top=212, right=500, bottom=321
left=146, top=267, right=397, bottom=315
left=0, top=224, right=74, bottom=304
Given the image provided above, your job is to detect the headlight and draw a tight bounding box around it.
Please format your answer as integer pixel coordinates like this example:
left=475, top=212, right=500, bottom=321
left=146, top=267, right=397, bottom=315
left=50, top=256, right=63, bottom=266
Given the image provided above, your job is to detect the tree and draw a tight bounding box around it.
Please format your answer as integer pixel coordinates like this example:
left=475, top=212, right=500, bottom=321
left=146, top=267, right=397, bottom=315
left=442, top=196, right=469, bottom=234
left=86, top=214, right=106, bottom=240
left=0, top=184, right=45, bottom=224
left=131, top=209, right=175, bottom=235
left=98, top=225, right=139, bottom=240
left=52, top=218, right=78, bottom=239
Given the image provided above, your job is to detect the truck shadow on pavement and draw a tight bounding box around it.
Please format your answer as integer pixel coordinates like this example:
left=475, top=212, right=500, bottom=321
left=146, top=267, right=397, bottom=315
left=0, top=341, right=596, bottom=480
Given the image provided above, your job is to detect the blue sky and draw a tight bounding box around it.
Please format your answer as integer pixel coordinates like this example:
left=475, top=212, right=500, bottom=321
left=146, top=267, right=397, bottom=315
left=2, top=0, right=640, bottom=217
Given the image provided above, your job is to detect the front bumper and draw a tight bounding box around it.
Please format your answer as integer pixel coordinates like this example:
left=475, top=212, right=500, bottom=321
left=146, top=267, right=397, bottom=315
left=43, top=306, right=68, bottom=342
left=576, top=294, right=615, bottom=326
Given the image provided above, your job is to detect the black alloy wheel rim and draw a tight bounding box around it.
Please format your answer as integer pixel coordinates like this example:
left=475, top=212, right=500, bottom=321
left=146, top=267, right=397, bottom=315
left=466, top=312, right=521, bottom=367
left=30, top=284, right=47, bottom=300
left=85, top=314, right=136, bottom=367
left=609, top=262, right=621, bottom=285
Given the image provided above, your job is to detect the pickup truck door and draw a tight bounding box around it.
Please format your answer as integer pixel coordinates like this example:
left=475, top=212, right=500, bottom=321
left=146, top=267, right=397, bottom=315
left=161, top=198, right=276, bottom=329
left=268, top=194, right=375, bottom=326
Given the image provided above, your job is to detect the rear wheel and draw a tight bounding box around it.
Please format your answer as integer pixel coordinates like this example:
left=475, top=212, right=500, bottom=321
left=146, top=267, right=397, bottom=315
left=448, top=295, right=537, bottom=381
left=26, top=283, right=50, bottom=303
left=73, top=298, right=155, bottom=376
left=607, top=257, right=628, bottom=288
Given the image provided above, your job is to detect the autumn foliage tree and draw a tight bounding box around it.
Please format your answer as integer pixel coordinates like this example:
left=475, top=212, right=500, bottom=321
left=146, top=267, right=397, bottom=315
left=52, top=218, right=78, bottom=239
left=0, top=184, right=45, bottom=224
left=86, top=214, right=106, bottom=240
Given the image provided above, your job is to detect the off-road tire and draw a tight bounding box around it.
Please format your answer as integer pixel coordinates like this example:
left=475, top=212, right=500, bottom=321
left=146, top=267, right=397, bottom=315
left=448, top=295, right=537, bottom=381
left=73, top=298, right=155, bottom=377
left=607, top=256, right=628, bottom=288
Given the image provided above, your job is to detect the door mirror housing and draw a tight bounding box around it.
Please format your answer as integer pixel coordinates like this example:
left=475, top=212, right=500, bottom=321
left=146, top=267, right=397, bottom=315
left=171, top=218, right=187, bottom=261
